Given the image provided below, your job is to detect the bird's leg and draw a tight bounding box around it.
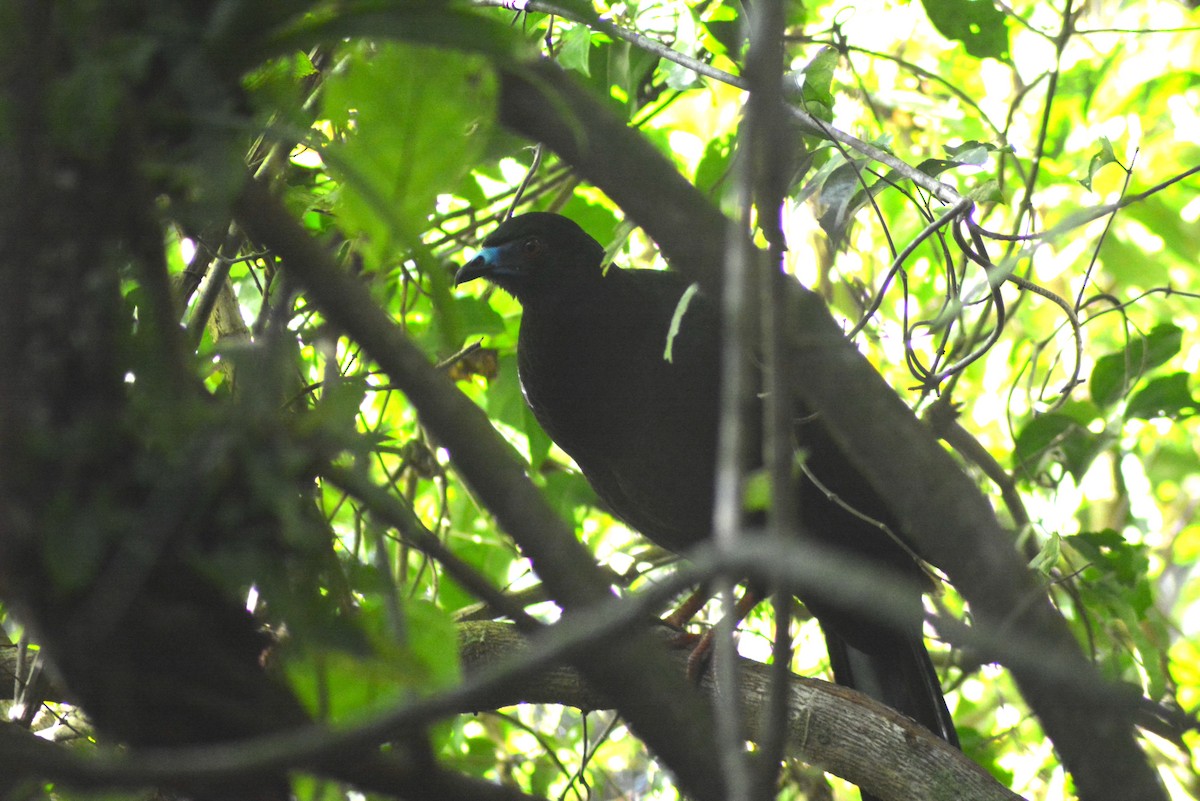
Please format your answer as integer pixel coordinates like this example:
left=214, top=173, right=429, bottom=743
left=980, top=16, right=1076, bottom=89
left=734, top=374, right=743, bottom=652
left=662, top=585, right=715, bottom=631
left=682, top=587, right=763, bottom=682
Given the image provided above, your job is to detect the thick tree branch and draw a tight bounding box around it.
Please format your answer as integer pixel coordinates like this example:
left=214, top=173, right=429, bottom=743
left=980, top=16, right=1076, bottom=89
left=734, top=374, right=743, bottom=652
left=491, top=59, right=1165, bottom=801
left=458, top=621, right=1021, bottom=801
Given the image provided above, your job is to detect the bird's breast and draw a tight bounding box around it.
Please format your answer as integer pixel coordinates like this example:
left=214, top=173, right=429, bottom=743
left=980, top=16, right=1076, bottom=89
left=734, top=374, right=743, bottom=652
left=516, top=300, right=722, bottom=550
left=516, top=310, right=632, bottom=453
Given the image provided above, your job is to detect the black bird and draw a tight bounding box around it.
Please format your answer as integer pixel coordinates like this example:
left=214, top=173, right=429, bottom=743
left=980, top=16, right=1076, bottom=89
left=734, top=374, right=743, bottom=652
left=456, top=212, right=958, bottom=757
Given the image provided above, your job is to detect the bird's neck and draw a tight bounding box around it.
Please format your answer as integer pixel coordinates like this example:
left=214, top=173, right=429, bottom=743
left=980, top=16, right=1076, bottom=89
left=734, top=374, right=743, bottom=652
left=518, top=268, right=615, bottom=314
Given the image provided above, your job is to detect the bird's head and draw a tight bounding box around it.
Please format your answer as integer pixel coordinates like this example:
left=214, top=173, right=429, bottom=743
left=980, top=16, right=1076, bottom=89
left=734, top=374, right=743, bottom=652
left=454, top=212, right=608, bottom=303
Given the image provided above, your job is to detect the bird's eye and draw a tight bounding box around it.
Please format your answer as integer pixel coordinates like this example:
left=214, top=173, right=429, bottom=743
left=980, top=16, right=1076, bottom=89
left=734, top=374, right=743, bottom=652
left=523, top=237, right=544, bottom=256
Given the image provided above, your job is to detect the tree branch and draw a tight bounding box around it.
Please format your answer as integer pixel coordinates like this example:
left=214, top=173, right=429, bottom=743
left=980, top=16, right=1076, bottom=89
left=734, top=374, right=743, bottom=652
left=458, top=621, right=1022, bottom=801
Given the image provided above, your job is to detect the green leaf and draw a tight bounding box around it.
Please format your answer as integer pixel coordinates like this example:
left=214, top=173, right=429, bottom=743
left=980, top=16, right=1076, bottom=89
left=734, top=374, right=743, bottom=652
left=1090, top=352, right=1131, bottom=407
left=695, top=132, right=735, bottom=195
left=669, top=7, right=702, bottom=87
left=432, top=285, right=507, bottom=354
left=1012, top=412, right=1107, bottom=480
left=559, top=24, right=594, bottom=77
left=1140, top=323, right=1185, bottom=368
left=702, top=2, right=744, bottom=56
left=807, top=135, right=1005, bottom=245
left=487, top=353, right=553, bottom=467
left=1126, top=373, right=1197, bottom=420
left=285, top=598, right=460, bottom=721
left=1069, top=529, right=1147, bottom=586
left=556, top=197, right=622, bottom=245
left=795, top=46, right=837, bottom=123
left=400, top=599, right=462, bottom=688
left=919, top=0, right=1009, bottom=60
left=293, top=775, right=352, bottom=801
left=1126, top=197, right=1200, bottom=266
left=660, top=57, right=701, bottom=92
left=456, top=294, right=508, bottom=338
left=944, top=140, right=1005, bottom=162
left=1090, top=324, right=1185, bottom=406
left=1080, top=136, right=1120, bottom=190
left=542, top=469, right=601, bottom=522
left=664, top=283, right=701, bottom=363
left=322, top=42, right=496, bottom=269
left=1097, top=229, right=1172, bottom=288
left=966, top=178, right=1003, bottom=203
left=1059, top=428, right=1112, bottom=482
left=525, top=404, right=554, bottom=470
left=813, top=157, right=873, bottom=245
left=1013, top=414, right=1074, bottom=471
left=1028, top=532, right=1062, bottom=574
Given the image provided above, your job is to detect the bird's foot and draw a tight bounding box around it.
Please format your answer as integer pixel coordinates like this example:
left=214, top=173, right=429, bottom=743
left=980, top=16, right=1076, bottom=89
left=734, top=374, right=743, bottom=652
left=684, top=628, right=716, bottom=682
left=660, top=626, right=715, bottom=683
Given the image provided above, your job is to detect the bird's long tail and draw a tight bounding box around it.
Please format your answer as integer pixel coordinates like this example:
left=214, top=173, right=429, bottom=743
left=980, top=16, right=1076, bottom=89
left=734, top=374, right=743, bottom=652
left=825, top=630, right=958, bottom=745
left=825, top=630, right=958, bottom=800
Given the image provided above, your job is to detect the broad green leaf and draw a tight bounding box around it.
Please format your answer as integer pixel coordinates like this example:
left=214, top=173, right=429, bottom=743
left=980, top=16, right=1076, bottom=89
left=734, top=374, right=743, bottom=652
left=1090, top=352, right=1132, bottom=407
left=795, top=46, right=837, bottom=123
left=525, top=404, right=554, bottom=470
left=1061, top=428, right=1112, bottom=481
left=542, top=469, right=602, bottom=522
left=944, top=140, right=1006, bottom=162
left=322, top=42, right=496, bottom=269
left=1080, top=137, right=1120, bottom=190
left=660, top=53, right=703, bottom=91
left=428, top=286, right=508, bottom=356
left=456, top=294, right=508, bottom=338
left=1125, top=196, right=1200, bottom=266
left=560, top=24, right=594, bottom=77
left=1140, top=323, right=1185, bottom=368
left=919, top=0, right=1009, bottom=60
left=696, top=132, right=735, bottom=195
left=1126, top=373, right=1197, bottom=419
left=1097, top=230, right=1172, bottom=288
left=285, top=597, right=460, bottom=721
left=957, top=726, right=1016, bottom=787
left=702, top=2, right=743, bottom=56
left=814, top=158, right=872, bottom=244
left=1012, top=416, right=1078, bottom=475
left=1090, top=324, right=1184, bottom=406
left=487, top=353, right=553, bottom=467
left=1013, top=412, right=1108, bottom=480
left=1069, top=530, right=1148, bottom=586
left=1028, top=532, right=1062, bottom=574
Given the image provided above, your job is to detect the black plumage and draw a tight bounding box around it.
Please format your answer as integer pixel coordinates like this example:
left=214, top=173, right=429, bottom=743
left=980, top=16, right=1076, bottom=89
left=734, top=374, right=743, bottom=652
left=456, top=212, right=957, bottom=754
